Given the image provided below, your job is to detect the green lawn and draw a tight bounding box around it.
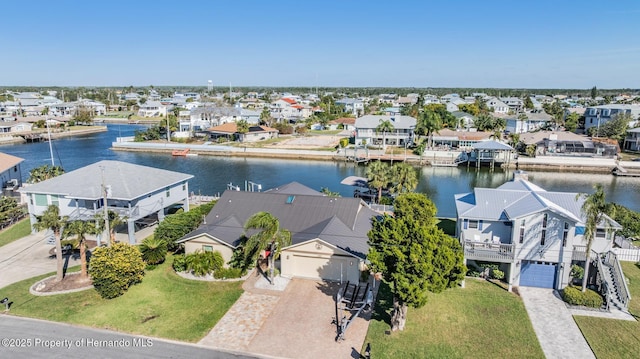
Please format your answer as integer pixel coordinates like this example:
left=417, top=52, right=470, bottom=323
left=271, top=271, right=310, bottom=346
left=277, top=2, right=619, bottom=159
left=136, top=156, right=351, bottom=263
left=2, top=257, right=243, bottom=342
left=0, top=218, right=31, bottom=247
left=574, top=261, right=640, bottom=358
left=364, top=279, right=544, bottom=358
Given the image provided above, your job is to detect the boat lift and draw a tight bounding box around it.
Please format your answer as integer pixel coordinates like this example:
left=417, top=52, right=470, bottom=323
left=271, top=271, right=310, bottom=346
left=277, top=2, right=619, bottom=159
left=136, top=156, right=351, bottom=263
left=334, top=281, right=373, bottom=341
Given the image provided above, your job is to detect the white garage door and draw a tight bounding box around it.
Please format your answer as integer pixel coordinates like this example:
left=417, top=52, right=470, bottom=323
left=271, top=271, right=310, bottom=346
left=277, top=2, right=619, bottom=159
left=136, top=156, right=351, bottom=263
left=293, top=255, right=354, bottom=282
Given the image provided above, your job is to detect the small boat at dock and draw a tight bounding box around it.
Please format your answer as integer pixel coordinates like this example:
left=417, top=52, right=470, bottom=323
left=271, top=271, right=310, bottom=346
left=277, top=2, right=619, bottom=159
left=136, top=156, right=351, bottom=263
left=172, top=148, right=190, bottom=156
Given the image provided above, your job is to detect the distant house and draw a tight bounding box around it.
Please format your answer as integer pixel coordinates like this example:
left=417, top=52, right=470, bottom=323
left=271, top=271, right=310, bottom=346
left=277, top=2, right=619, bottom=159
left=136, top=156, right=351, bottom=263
left=187, top=106, right=260, bottom=132
left=205, top=122, right=278, bottom=142
left=431, top=129, right=492, bottom=149
left=355, top=115, right=416, bottom=147
left=485, top=97, right=509, bottom=114
left=177, top=182, right=379, bottom=283
left=455, top=171, right=624, bottom=297
left=500, top=97, right=524, bottom=113
left=335, top=98, right=365, bottom=117
left=328, top=117, right=356, bottom=132
left=450, top=111, right=476, bottom=130
left=137, top=101, right=167, bottom=117
left=20, top=160, right=193, bottom=244
left=504, top=111, right=551, bottom=134
left=623, top=127, right=640, bottom=151
left=584, top=104, right=640, bottom=132
left=0, top=152, right=24, bottom=197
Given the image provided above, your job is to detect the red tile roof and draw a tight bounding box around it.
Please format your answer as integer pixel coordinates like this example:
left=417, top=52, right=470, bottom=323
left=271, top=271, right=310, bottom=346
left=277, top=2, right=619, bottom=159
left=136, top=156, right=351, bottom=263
left=331, top=117, right=356, bottom=125
left=281, top=98, right=296, bottom=104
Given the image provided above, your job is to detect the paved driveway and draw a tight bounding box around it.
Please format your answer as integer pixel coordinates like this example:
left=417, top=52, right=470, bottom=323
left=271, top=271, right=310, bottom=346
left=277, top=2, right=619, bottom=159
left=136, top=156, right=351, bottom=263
left=0, top=231, right=80, bottom=289
left=201, top=276, right=372, bottom=359
left=519, top=287, right=595, bottom=359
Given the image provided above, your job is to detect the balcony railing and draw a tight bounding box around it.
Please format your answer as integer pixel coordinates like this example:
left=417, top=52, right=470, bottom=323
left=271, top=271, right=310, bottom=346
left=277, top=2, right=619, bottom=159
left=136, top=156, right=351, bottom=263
left=463, top=240, right=515, bottom=262
left=572, top=245, right=587, bottom=261
left=69, top=206, right=140, bottom=221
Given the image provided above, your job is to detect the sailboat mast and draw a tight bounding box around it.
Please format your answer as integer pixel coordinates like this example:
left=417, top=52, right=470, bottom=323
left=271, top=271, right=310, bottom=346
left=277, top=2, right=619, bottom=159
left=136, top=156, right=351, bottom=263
left=46, top=120, right=55, bottom=166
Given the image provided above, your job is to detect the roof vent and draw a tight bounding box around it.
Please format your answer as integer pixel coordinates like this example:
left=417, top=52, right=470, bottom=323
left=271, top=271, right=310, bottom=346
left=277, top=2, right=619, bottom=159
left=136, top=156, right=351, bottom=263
left=286, top=195, right=295, bottom=204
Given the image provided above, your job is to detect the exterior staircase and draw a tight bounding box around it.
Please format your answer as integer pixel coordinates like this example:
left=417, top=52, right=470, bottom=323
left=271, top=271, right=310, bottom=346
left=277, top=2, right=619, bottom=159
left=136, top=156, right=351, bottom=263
left=594, top=251, right=631, bottom=311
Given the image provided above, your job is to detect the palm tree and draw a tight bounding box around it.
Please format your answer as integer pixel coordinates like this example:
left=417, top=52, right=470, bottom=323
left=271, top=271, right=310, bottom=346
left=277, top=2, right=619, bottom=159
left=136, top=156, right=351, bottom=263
left=27, top=165, right=65, bottom=184
left=106, top=210, right=126, bottom=245
left=236, top=120, right=249, bottom=140
left=33, top=205, right=68, bottom=282
left=367, top=160, right=392, bottom=203
left=576, top=184, right=611, bottom=292
left=64, top=218, right=102, bottom=279
left=417, top=110, right=442, bottom=148
left=391, top=163, right=418, bottom=194
left=140, top=237, right=168, bottom=265
left=243, top=212, right=292, bottom=284
left=376, top=119, right=395, bottom=151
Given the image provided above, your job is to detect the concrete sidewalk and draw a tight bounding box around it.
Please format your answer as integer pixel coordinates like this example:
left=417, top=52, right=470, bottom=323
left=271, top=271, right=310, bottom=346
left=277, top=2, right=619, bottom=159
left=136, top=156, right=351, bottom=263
left=519, top=287, right=595, bottom=359
left=0, top=231, right=80, bottom=289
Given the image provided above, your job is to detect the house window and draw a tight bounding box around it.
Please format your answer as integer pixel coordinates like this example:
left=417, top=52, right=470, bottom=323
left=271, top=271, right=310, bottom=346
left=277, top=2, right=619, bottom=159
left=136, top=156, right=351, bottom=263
left=50, top=195, right=59, bottom=207
left=469, top=220, right=478, bottom=229
left=596, top=228, right=607, bottom=239
left=182, top=183, right=186, bottom=191
left=34, top=194, right=48, bottom=206
left=540, top=214, right=548, bottom=246
left=463, top=219, right=468, bottom=229
left=519, top=219, right=526, bottom=244
left=165, top=187, right=170, bottom=197
left=563, top=222, right=569, bottom=247
left=202, top=245, right=213, bottom=252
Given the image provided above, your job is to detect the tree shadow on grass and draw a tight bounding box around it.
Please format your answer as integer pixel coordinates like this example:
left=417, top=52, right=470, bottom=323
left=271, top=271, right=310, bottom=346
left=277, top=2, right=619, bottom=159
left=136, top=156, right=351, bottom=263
left=370, top=282, right=392, bottom=327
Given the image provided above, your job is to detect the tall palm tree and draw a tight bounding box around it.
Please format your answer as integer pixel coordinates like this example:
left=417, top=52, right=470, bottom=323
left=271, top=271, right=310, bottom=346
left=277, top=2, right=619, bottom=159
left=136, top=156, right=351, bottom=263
left=367, top=160, right=392, bottom=203
left=576, top=184, right=611, bottom=292
left=33, top=205, right=68, bottom=282
left=417, top=110, right=442, bottom=148
left=391, top=163, right=418, bottom=194
left=106, top=210, right=126, bottom=245
left=243, top=212, right=292, bottom=284
left=64, top=218, right=103, bottom=279
left=376, top=119, right=395, bottom=151
left=236, top=120, right=249, bottom=141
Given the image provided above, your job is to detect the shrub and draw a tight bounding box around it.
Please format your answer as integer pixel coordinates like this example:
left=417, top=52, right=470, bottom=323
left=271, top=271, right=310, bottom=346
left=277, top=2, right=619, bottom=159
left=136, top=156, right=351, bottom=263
left=491, top=269, right=505, bottom=280
left=185, top=250, right=224, bottom=276
left=570, top=264, right=584, bottom=280
left=339, top=138, right=349, bottom=148
left=172, top=254, right=187, bottom=272
left=139, top=237, right=168, bottom=264
left=146, top=264, right=157, bottom=271
left=213, top=267, right=243, bottom=279
left=561, top=285, right=604, bottom=308
left=153, top=201, right=216, bottom=251
left=466, top=269, right=481, bottom=277
left=89, top=243, right=145, bottom=299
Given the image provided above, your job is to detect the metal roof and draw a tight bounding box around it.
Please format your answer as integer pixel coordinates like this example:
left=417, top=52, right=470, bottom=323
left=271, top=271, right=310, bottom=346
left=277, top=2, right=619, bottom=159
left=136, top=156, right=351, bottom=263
left=20, top=160, right=193, bottom=200
left=472, top=141, right=514, bottom=151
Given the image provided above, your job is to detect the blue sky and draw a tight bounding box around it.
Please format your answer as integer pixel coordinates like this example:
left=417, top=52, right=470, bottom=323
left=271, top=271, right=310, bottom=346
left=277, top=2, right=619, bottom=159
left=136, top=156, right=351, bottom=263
left=4, top=0, right=639, bottom=88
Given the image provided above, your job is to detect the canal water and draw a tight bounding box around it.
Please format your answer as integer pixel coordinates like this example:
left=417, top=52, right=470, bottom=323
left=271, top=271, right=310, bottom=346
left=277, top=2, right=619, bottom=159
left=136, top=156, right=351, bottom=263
left=1, top=124, right=639, bottom=218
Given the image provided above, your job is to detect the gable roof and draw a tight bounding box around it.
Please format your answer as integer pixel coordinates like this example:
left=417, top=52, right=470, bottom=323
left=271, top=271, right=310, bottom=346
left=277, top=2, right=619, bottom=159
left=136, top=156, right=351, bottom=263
left=0, top=152, right=24, bottom=173
left=472, top=141, right=514, bottom=151
left=179, top=187, right=379, bottom=258
left=264, top=181, right=323, bottom=196
left=20, top=160, right=193, bottom=200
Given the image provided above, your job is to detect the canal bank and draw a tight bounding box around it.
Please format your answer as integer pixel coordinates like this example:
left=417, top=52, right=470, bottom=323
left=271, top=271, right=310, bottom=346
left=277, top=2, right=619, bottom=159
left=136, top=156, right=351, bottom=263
left=111, top=141, right=634, bottom=174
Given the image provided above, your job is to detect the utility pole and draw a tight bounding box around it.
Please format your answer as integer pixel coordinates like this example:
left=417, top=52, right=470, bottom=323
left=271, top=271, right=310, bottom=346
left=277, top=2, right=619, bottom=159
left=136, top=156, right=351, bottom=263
left=100, top=166, right=110, bottom=246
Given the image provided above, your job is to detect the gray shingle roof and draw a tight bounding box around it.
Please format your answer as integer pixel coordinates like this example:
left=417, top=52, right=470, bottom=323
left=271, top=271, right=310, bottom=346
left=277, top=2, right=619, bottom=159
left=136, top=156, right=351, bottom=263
left=20, top=160, right=193, bottom=200
left=179, top=187, right=380, bottom=258
left=472, top=141, right=514, bottom=151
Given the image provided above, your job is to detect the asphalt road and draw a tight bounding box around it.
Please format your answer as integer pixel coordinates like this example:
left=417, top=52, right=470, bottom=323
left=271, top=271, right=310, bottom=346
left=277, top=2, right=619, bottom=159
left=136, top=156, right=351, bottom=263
left=0, top=315, right=262, bottom=359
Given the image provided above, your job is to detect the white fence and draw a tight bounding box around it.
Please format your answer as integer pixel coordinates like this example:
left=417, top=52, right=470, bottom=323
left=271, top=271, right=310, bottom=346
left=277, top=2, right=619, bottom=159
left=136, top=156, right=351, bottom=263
left=612, top=248, right=640, bottom=262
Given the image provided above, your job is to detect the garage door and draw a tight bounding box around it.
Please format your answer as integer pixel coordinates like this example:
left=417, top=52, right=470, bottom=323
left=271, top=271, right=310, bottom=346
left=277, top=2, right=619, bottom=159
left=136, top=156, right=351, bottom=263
left=520, top=261, right=557, bottom=288
left=293, top=255, right=353, bottom=282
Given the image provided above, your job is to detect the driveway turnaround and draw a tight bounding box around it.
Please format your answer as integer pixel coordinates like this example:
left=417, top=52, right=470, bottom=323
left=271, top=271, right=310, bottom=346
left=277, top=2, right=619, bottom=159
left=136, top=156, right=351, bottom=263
left=200, top=273, right=372, bottom=359
left=519, top=287, right=595, bottom=359
left=0, top=231, right=80, bottom=289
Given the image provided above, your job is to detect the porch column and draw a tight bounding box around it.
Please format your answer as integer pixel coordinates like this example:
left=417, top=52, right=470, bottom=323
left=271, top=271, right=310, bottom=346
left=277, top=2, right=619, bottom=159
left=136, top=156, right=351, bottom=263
left=157, top=197, right=165, bottom=222
left=127, top=219, right=136, bottom=244
left=507, top=261, right=517, bottom=292
left=184, top=182, right=190, bottom=212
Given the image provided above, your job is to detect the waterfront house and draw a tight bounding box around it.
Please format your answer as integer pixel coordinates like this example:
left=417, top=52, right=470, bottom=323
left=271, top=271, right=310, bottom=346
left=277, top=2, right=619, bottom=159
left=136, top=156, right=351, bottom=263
left=205, top=122, right=278, bottom=143
left=0, top=152, right=23, bottom=197
left=519, top=131, right=617, bottom=157
left=430, top=129, right=492, bottom=150
left=504, top=111, right=551, bottom=134
left=20, top=160, right=193, bottom=244
left=328, top=117, right=356, bottom=132
left=137, top=101, right=167, bottom=118
left=354, top=115, right=416, bottom=147
left=177, top=182, right=378, bottom=283
left=455, top=171, right=627, bottom=310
